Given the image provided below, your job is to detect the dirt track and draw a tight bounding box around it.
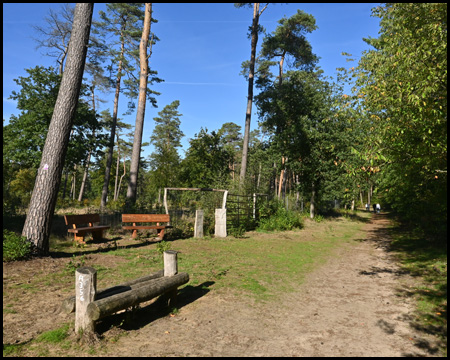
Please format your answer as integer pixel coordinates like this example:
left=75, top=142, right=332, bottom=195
left=101, top=214, right=441, bottom=357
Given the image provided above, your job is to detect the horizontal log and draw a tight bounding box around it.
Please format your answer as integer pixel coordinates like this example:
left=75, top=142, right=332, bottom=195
left=61, top=270, right=164, bottom=313
left=87, top=272, right=189, bottom=321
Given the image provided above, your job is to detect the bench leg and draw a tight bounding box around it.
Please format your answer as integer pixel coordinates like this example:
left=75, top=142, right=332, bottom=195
left=92, top=230, right=103, bottom=241
left=73, top=234, right=85, bottom=244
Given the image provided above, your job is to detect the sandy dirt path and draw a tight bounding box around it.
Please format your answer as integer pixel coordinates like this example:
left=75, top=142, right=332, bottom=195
left=101, top=214, right=440, bottom=357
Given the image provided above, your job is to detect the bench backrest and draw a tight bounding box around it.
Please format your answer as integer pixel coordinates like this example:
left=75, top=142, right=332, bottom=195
left=64, top=214, right=101, bottom=227
left=122, top=214, right=170, bottom=223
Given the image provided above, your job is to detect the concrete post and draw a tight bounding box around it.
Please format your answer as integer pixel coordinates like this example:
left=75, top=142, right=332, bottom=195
left=194, top=210, right=204, bottom=238
left=215, top=208, right=227, bottom=238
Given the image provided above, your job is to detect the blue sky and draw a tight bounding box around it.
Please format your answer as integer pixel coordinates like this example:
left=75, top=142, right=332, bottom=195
left=3, top=3, right=381, bottom=160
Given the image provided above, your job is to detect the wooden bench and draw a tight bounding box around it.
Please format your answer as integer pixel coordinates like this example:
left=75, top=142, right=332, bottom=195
left=122, top=214, right=172, bottom=240
left=64, top=214, right=110, bottom=243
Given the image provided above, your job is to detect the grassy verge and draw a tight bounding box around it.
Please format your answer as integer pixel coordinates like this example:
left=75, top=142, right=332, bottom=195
left=388, top=223, right=447, bottom=355
left=111, top=212, right=369, bottom=302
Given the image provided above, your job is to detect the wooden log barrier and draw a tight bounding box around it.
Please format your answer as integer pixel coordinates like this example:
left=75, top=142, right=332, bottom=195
left=74, top=250, right=189, bottom=335
left=87, top=272, right=189, bottom=321
left=62, top=270, right=164, bottom=313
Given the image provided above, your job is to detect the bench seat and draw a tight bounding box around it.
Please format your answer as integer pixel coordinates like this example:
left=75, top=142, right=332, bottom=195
left=64, top=214, right=110, bottom=243
left=122, top=214, right=172, bottom=240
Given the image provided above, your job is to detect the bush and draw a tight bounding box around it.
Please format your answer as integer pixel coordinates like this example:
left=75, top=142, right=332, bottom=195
left=3, top=230, right=32, bottom=262
left=258, top=203, right=303, bottom=232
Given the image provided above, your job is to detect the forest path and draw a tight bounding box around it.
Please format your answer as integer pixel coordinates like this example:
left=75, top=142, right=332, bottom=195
left=103, top=214, right=441, bottom=357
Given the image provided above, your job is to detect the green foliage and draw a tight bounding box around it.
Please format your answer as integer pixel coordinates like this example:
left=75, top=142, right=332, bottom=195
left=3, top=230, right=32, bottom=262
left=180, top=128, right=233, bottom=188
left=148, top=100, right=184, bottom=190
left=229, top=224, right=246, bottom=238
left=65, top=254, right=87, bottom=273
left=156, top=240, right=172, bottom=255
left=259, top=9, right=318, bottom=73
left=94, top=3, right=162, bottom=110
left=350, top=3, right=447, bottom=232
left=258, top=200, right=303, bottom=231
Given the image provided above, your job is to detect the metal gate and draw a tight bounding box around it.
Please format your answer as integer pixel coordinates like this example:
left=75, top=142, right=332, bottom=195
left=226, top=193, right=268, bottom=232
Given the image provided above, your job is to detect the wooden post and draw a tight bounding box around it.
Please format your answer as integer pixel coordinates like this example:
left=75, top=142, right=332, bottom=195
left=194, top=210, right=204, bottom=238
left=164, top=250, right=179, bottom=308
left=164, top=250, right=178, bottom=276
left=75, top=267, right=97, bottom=336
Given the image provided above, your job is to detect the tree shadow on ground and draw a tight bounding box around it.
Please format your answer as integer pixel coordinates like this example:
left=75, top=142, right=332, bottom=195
left=320, top=209, right=372, bottom=223
left=49, top=236, right=162, bottom=259
left=355, top=213, right=447, bottom=356
left=94, top=281, right=215, bottom=335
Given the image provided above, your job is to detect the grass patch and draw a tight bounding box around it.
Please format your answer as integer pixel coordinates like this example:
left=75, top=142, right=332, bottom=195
left=36, top=323, right=70, bottom=344
left=171, top=214, right=367, bottom=301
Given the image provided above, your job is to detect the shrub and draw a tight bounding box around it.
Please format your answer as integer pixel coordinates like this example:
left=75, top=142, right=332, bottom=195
left=3, top=230, right=32, bottom=262
left=258, top=204, right=303, bottom=232
left=156, top=240, right=172, bottom=255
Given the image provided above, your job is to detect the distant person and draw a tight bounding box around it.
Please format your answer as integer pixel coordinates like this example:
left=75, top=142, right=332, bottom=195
left=365, top=203, right=369, bottom=211
left=376, top=203, right=381, bottom=213
left=373, top=204, right=376, bottom=213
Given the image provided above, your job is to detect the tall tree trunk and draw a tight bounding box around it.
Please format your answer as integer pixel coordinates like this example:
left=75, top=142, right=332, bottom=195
left=117, top=158, right=127, bottom=200
left=100, top=30, right=125, bottom=209
left=71, top=166, right=76, bottom=200
left=310, top=182, right=315, bottom=219
left=239, top=3, right=268, bottom=189
left=22, top=3, right=93, bottom=255
left=62, top=170, right=69, bottom=201
left=114, top=135, right=120, bottom=201
left=78, top=86, right=97, bottom=202
left=126, top=3, right=152, bottom=207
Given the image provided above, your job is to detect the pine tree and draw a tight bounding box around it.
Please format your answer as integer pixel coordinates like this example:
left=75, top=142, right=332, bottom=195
left=22, top=3, right=93, bottom=255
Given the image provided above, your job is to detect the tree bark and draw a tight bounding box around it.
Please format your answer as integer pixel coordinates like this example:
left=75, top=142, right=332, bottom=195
left=78, top=86, right=96, bottom=202
left=240, top=3, right=264, bottom=189
left=126, top=3, right=152, bottom=206
left=22, top=3, right=93, bottom=255
left=113, top=131, right=120, bottom=200
left=100, top=35, right=124, bottom=209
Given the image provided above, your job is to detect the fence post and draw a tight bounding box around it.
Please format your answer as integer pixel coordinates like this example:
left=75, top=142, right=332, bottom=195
left=215, top=208, right=227, bottom=237
left=75, top=266, right=97, bottom=336
left=194, top=209, right=204, bottom=238
left=164, top=250, right=178, bottom=276
left=163, top=250, right=179, bottom=307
